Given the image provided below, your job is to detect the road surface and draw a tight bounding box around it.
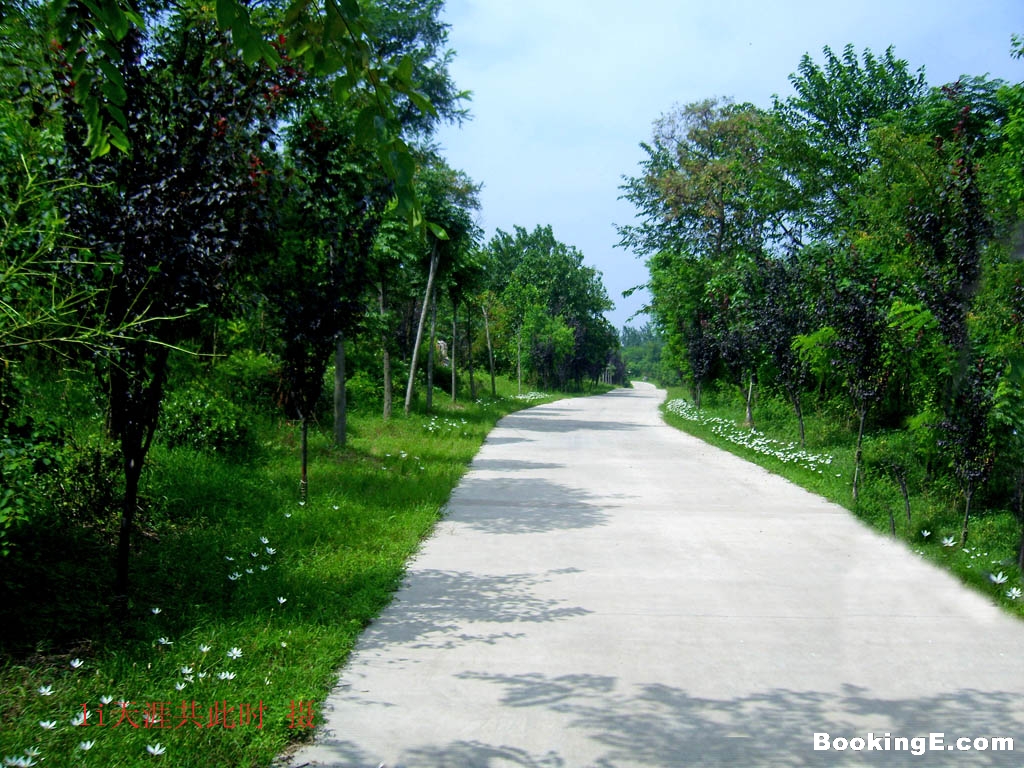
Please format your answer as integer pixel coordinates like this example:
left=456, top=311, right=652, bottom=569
left=286, top=383, right=1024, bottom=767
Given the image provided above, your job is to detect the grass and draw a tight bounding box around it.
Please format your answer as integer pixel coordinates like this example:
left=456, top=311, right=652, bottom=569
left=660, top=384, right=1024, bottom=619
left=0, top=378, right=608, bottom=768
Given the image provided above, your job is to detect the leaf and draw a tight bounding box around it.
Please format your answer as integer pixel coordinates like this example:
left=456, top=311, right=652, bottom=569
left=107, top=123, right=130, bottom=153
left=426, top=222, right=449, bottom=240
left=104, top=102, right=127, bottom=129
left=74, top=72, right=94, bottom=105
left=394, top=150, right=415, bottom=189
left=215, top=0, right=236, bottom=31
left=100, top=76, right=127, bottom=107
left=337, top=0, right=361, bottom=20
left=406, top=89, right=438, bottom=118
left=395, top=55, right=414, bottom=83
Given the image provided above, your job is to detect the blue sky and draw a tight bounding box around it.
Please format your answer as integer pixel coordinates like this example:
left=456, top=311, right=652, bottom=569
left=432, top=1, right=1023, bottom=331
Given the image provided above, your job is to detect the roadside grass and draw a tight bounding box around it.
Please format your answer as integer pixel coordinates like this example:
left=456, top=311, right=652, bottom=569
left=660, top=385, right=1024, bottom=618
left=0, top=378, right=604, bottom=768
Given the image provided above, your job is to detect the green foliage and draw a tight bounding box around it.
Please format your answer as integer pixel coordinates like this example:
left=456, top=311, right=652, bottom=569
left=160, top=385, right=254, bottom=453
left=212, top=350, right=281, bottom=409
left=346, top=368, right=384, bottom=410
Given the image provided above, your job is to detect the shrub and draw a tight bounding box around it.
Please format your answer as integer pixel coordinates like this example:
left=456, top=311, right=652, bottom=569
left=345, top=369, right=382, bottom=412
left=212, top=350, right=280, bottom=410
left=160, top=385, right=254, bottom=453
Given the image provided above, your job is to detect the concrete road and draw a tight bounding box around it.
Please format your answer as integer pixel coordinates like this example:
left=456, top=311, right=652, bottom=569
left=286, top=383, right=1024, bottom=767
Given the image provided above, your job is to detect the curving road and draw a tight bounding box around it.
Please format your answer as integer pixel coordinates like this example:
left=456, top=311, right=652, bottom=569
left=286, top=383, right=1024, bottom=767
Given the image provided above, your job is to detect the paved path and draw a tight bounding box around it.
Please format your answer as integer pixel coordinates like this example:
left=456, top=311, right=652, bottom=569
left=287, top=383, right=1024, bottom=767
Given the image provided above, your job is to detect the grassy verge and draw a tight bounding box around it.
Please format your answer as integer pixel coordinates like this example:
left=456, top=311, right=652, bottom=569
left=659, top=385, right=1024, bottom=616
left=0, top=380, right=607, bottom=768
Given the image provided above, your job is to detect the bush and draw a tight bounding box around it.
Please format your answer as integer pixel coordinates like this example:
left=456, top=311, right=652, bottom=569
left=161, top=385, right=254, bottom=453
left=346, top=369, right=382, bottom=412
left=40, top=436, right=122, bottom=528
left=212, top=350, right=280, bottom=410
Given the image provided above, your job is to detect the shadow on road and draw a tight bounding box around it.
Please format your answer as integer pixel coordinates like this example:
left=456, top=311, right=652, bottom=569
left=360, top=567, right=590, bottom=651
left=402, top=675, right=1024, bottom=767
left=447, top=475, right=611, bottom=535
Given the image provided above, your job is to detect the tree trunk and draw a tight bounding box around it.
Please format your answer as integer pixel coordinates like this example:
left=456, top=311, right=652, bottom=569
left=115, top=452, right=142, bottom=604
left=466, top=302, right=476, bottom=400
left=744, top=372, right=755, bottom=428
left=852, top=405, right=867, bottom=502
left=483, top=304, right=496, bottom=397
left=960, top=483, right=974, bottom=546
left=380, top=284, right=392, bottom=420
left=694, top=381, right=702, bottom=411
left=404, top=243, right=439, bottom=415
left=791, top=389, right=806, bottom=448
left=1015, top=468, right=1024, bottom=571
left=333, top=333, right=346, bottom=447
left=426, top=284, right=437, bottom=412
left=516, top=331, right=522, bottom=395
left=299, top=416, right=309, bottom=503
left=112, top=344, right=168, bottom=605
left=895, top=469, right=910, bottom=525
left=451, top=309, right=457, bottom=402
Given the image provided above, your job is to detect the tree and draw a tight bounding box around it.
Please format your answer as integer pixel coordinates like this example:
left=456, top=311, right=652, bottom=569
left=773, top=44, right=928, bottom=239
left=403, top=158, right=480, bottom=414
left=48, top=0, right=439, bottom=225
left=58, top=4, right=298, bottom=600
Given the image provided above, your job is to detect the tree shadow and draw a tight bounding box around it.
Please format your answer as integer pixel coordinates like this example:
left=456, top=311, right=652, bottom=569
left=359, top=568, right=590, bottom=651
left=397, top=673, right=1024, bottom=767
left=500, top=416, right=636, bottom=433
left=445, top=474, right=611, bottom=535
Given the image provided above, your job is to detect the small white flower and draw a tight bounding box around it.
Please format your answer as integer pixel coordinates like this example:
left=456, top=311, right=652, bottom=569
left=146, top=743, right=166, bottom=756
left=71, top=710, right=88, bottom=726
left=39, top=720, right=56, bottom=730
left=151, top=607, right=162, bottom=615
left=1007, top=587, right=1022, bottom=600
left=100, top=695, right=114, bottom=705
left=79, top=740, right=95, bottom=751
left=942, top=536, right=956, bottom=547
left=175, top=682, right=187, bottom=691
left=197, top=671, right=208, bottom=680
left=332, top=505, right=339, bottom=511
left=260, top=565, right=269, bottom=571
left=298, top=501, right=305, bottom=507
left=218, top=671, right=236, bottom=681
left=245, top=568, right=253, bottom=574
left=265, top=547, right=276, bottom=555
left=181, top=666, right=193, bottom=675
left=921, top=530, right=931, bottom=538
left=37, top=685, right=54, bottom=696
left=990, top=571, right=1009, bottom=585
left=225, top=556, right=235, bottom=562
left=199, top=644, right=211, bottom=653
left=23, top=750, right=38, bottom=759
left=281, top=641, right=288, bottom=648
left=284, top=513, right=292, bottom=518
left=228, top=572, right=241, bottom=581
left=277, top=596, right=287, bottom=604
left=260, top=536, right=269, bottom=544
left=227, top=647, right=242, bottom=659
left=250, top=552, right=258, bottom=558
left=70, top=658, right=83, bottom=669
left=156, top=637, right=172, bottom=646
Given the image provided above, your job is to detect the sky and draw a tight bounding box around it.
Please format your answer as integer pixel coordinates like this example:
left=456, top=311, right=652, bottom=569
left=431, top=0, right=1023, bottom=331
